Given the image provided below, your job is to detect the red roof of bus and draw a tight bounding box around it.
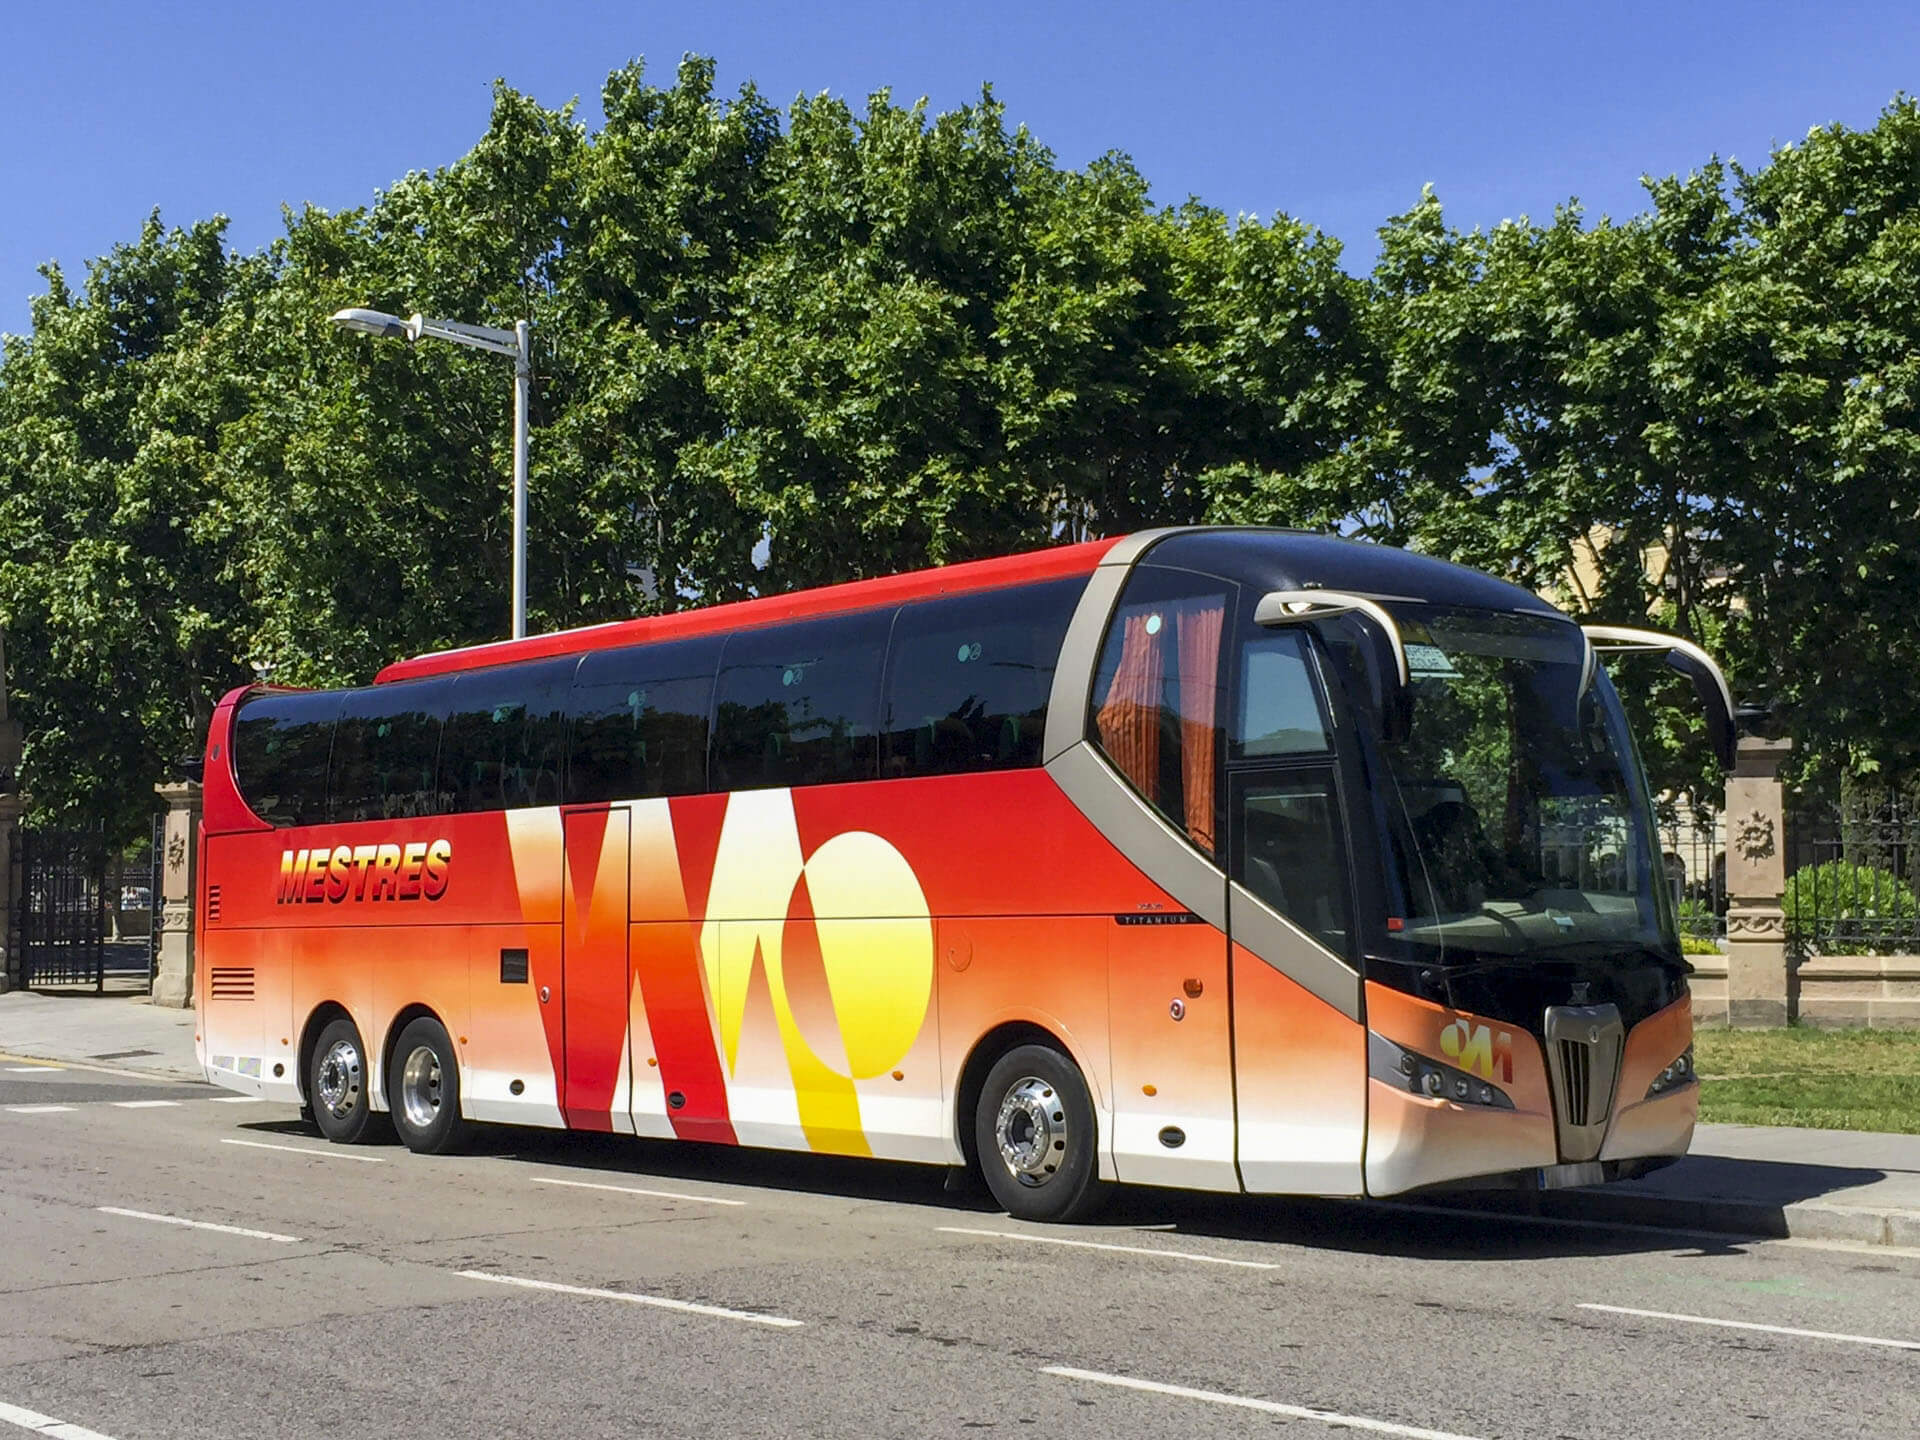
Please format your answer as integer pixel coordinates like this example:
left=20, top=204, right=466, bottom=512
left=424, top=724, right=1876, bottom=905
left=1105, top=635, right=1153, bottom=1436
left=375, top=535, right=1123, bottom=684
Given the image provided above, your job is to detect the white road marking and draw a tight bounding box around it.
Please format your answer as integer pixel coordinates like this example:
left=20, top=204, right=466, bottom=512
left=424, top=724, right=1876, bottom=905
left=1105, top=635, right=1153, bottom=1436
left=0, top=1396, right=121, bottom=1440
left=109, top=1100, right=180, bottom=1109
left=96, top=1206, right=300, bottom=1244
left=5, top=1106, right=75, bottom=1115
left=1578, top=1302, right=1920, bottom=1351
left=3, top=1066, right=62, bottom=1073
left=220, top=1138, right=385, bottom=1163
left=937, top=1226, right=1278, bottom=1270
left=1042, top=1368, right=1488, bottom=1440
left=531, top=1176, right=746, bottom=1207
left=0, top=1053, right=170, bottom=1083
left=210, top=1096, right=267, bottom=1104
left=456, top=1270, right=801, bottom=1328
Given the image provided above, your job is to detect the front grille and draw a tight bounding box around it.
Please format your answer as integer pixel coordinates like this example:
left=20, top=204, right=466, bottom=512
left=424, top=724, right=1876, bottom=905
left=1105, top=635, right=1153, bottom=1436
left=209, top=966, right=254, bottom=1001
left=1557, top=1038, right=1593, bottom=1125
left=1543, top=1004, right=1624, bottom=1163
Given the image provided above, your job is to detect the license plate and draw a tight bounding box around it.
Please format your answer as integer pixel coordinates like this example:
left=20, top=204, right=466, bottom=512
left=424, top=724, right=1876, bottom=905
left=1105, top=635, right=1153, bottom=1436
left=1537, top=1162, right=1606, bottom=1190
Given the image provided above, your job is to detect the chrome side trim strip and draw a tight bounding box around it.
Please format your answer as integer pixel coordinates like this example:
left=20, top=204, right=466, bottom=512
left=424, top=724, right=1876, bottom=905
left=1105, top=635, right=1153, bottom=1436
left=1227, top=883, right=1362, bottom=1022
left=1045, top=562, right=1131, bottom=763
left=1045, top=741, right=1227, bottom=931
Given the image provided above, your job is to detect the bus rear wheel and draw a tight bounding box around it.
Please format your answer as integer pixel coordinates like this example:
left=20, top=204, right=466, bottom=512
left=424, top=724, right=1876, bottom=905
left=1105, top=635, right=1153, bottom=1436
left=389, top=1017, right=469, bottom=1155
left=973, top=1044, right=1109, bottom=1223
left=309, top=1016, right=383, bottom=1145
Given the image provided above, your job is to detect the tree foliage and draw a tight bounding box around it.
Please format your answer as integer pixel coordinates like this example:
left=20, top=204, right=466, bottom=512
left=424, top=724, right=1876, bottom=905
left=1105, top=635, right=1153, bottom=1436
left=4, top=61, right=1920, bottom=841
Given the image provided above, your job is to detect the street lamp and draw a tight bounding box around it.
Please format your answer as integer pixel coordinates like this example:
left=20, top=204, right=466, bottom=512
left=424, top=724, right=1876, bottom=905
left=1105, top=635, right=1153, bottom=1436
left=330, top=307, right=534, bottom=640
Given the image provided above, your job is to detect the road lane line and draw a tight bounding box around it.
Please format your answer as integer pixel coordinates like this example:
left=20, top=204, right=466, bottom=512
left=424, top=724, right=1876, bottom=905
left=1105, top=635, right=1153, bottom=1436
left=4, top=1066, right=63, bottom=1073
left=456, top=1270, right=802, bottom=1328
left=210, top=1096, right=267, bottom=1104
left=1578, top=1302, right=1920, bottom=1351
left=0, top=1396, right=121, bottom=1440
left=1041, top=1368, right=1487, bottom=1440
left=109, top=1100, right=180, bottom=1109
left=530, top=1176, right=746, bottom=1207
left=0, top=1052, right=190, bottom=1083
left=96, top=1206, right=300, bottom=1244
left=937, top=1226, right=1278, bottom=1270
left=221, top=1138, right=385, bottom=1163
left=5, top=1106, right=75, bottom=1115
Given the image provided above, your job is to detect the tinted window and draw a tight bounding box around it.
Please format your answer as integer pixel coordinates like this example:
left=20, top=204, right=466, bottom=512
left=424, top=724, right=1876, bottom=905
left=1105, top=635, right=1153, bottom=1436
left=712, top=610, right=892, bottom=791
left=232, top=691, right=342, bottom=827
left=567, top=638, right=721, bottom=803
left=438, top=658, right=575, bottom=814
left=1089, top=567, right=1232, bottom=857
left=1236, top=771, right=1351, bottom=952
left=1234, top=631, right=1330, bottom=759
left=882, top=579, right=1081, bottom=778
left=327, top=679, right=453, bottom=823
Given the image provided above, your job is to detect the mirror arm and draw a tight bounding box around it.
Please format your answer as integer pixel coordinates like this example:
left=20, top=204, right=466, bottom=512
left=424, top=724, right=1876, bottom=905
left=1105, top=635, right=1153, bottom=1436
left=1254, top=589, right=1410, bottom=687
left=1581, top=624, right=1738, bottom=770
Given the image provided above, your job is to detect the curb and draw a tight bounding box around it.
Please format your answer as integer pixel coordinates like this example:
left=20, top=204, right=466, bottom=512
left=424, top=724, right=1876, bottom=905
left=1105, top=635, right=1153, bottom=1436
left=0, top=1046, right=205, bottom=1084
left=1416, top=1186, right=1920, bottom=1248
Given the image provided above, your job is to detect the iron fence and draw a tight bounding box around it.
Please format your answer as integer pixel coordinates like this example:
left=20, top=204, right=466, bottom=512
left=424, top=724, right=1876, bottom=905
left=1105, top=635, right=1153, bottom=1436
left=1784, top=795, right=1920, bottom=956
left=12, top=828, right=107, bottom=989
left=1659, top=808, right=1724, bottom=948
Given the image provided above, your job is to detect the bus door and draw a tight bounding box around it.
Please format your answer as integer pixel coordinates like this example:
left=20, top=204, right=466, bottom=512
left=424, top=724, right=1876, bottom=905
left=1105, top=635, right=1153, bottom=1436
left=560, top=807, right=632, bottom=1131
left=1224, top=625, right=1368, bottom=1195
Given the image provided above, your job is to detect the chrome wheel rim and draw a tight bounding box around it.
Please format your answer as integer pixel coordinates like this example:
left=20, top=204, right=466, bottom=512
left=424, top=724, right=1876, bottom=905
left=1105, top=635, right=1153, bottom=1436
left=995, top=1076, right=1066, bottom=1189
left=316, top=1037, right=362, bottom=1120
left=400, top=1043, right=442, bottom=1131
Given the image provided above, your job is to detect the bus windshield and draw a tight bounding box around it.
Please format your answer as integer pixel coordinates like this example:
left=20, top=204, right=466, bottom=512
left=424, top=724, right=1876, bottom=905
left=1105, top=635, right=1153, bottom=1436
left=1376, top=608, right=1672, bottom=962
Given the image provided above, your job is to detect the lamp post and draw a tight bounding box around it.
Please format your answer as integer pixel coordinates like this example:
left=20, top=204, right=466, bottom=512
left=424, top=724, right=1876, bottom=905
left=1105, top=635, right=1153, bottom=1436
left=330, top=307, right=533, bottom=640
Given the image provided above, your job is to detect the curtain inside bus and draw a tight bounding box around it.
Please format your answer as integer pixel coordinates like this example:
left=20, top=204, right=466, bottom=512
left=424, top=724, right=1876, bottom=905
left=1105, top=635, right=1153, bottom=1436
left=1091, top=573, right=1230, bottom=857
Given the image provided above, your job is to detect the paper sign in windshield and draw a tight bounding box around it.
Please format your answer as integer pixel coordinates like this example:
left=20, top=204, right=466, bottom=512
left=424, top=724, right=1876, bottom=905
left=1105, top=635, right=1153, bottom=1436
left=1404, top=642, right=1461, bottom=678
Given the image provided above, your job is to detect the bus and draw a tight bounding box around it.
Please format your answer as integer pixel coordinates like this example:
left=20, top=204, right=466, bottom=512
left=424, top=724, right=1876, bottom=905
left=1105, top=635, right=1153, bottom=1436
left=195, top=526, right=1732, bottom=1222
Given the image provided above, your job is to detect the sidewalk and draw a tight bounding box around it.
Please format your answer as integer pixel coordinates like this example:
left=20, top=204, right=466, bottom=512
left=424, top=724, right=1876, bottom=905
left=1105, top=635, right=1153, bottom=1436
left=3, top=988, right=1919, bottom=1246
left=1535, top=1124, right=1920, bottom=1247
left=0, top=988, right=200, bottom=1080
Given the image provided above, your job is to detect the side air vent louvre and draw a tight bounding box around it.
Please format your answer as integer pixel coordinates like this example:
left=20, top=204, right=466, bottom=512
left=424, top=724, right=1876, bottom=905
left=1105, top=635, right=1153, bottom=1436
left=209, top=966, right=254, bottom=1001
left=205, top=885, right=223, bottom=923
left=1543, top=1003, right=1624, bottom=1163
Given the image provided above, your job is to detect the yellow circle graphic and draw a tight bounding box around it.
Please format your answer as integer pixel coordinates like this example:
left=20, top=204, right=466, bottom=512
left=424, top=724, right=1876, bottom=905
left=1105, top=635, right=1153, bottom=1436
left=790, top=830, right=934, bottom=1080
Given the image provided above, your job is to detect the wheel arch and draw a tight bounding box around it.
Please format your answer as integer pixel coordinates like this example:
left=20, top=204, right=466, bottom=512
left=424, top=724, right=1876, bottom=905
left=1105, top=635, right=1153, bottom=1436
left=295, top=1001, right=354, bottom=1107
left=953, top=1019, right=1101, bottom=1174
left=380, top=1003, right=451, bottom=1113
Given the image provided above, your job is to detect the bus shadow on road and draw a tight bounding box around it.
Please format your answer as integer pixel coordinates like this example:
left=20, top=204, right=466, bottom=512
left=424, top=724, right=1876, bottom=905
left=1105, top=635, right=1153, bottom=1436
left=241, top=1113, right=1762, bottom=1263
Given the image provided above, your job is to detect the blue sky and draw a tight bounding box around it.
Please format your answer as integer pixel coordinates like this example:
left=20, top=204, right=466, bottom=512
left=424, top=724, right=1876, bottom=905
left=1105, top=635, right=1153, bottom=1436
left=3, top=1, right=1915, bottom=337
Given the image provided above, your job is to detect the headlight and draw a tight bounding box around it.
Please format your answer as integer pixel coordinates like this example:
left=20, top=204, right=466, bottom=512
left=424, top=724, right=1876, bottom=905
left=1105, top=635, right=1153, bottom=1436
left=1368, top=1033, right=1514, bottom=1110
left=1645, top=1044, right=1695, bottom=1099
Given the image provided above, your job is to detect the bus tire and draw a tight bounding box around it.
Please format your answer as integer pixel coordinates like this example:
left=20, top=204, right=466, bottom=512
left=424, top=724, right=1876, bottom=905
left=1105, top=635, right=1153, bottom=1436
left=389, top=1016, right=468, bottom=1155
left=974, top=1044, right=1110, bottom=1223
left=309, top=1016, right=382, bottom=1145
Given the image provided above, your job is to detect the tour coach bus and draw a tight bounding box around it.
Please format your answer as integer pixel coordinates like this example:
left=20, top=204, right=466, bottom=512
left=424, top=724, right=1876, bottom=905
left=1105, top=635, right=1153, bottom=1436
left=194, top=527, right=1732, bottom=1221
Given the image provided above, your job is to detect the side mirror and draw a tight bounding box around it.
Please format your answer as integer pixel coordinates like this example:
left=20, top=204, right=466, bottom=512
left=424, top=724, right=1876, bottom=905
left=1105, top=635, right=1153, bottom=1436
left=1255, top=589, right=1411, bottom=743
left=1580, top=625, right=1737, bottom=770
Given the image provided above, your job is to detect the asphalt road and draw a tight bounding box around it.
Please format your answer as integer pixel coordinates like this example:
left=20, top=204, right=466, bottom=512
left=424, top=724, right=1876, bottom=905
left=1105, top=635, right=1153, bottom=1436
left=2, top=1062, right=1917, bottom=1440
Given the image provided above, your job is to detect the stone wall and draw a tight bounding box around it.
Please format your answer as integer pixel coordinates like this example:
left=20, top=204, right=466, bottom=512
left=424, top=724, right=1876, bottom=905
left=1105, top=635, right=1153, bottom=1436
left=1690, top=950, right=1920, bottom=1029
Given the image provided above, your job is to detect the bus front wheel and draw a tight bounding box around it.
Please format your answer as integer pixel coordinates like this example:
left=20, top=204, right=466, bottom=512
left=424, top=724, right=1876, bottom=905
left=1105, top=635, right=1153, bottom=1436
left=389, top=1016, right=469, bottom=1155
left=308, top=1016, right=383, bottom=1145
left=974, top=1044, right=1110, bottom=1223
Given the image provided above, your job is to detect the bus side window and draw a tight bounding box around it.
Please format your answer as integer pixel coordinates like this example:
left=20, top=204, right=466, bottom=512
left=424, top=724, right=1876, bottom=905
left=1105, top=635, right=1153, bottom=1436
left=327, top=679, right=453, bottom=824
left=711, top=609, right=892, bottom=792
left=438, top=657, right=576, bottom=814
left=566, top=637, right=721, bottom=804
left=1088, top=568, right=1233, bottom=858
left=881, top=578, right=1083, bottom=779
left=232, top=690, right=342, bottom=827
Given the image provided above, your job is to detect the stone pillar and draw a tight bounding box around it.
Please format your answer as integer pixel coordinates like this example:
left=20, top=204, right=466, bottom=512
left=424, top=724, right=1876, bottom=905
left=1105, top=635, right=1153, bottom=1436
left=0, top=794, right=23, bottom=994
left=151, top=780, right=202, bottom=1009
left=1724, top=736, right=1793, bottom=1028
